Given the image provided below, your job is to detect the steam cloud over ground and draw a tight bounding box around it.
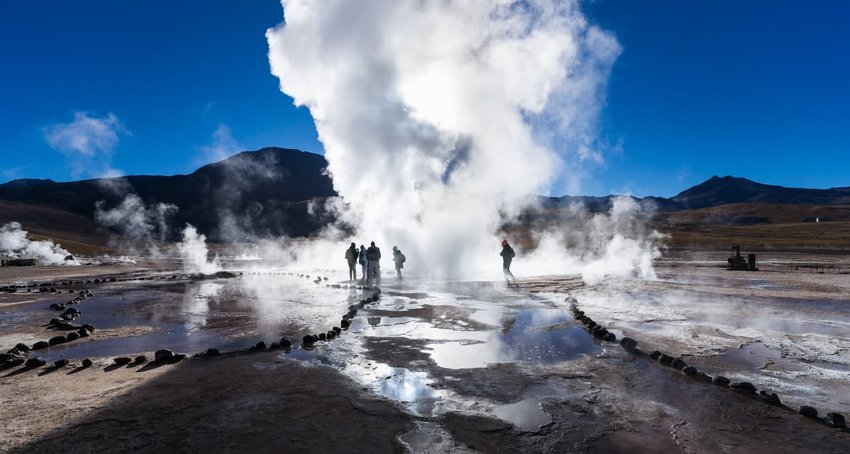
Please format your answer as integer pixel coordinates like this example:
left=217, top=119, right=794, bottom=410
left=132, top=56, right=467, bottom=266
left=0, top=222, right=79, bottom=266
left=267, top=0, right=658, bottom=280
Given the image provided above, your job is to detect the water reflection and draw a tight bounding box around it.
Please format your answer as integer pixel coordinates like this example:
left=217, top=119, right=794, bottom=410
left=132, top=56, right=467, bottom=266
left=344, top=361, right=444, bottom=416
left=183, top=282, right=223, bottom=331
left=493, top=398, right=552, bottom=432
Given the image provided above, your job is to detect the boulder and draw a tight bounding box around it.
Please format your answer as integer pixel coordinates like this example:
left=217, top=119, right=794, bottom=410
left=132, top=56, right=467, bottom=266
left=694, top=372, right=713, bottom=383
left=0, top=352, right=24, bottom=362
left=759, top=391, right=781, bottom=406
left=25, top=357, right=46, bottom=368
left=592, top=327, right=608, bottom=339
left=712, top=376, right=730, bottom=387
left=54, top=359, right=69, bottom=368
left=279, top=338, right=292, bottom=349
left=602, top=332, right=616, bottom=342
left=730, top=382, right=757, bottom=393
left=32, top=341, right=49, bottom=350
left=682, top=366, right=697, bottom=376
left=658, top=354, right=674, bottom=366
left=78, top=328, right=90, bottom=338
left=154, top=349, right=176, bottom=362
left=799, top=406, right=818, bottom=419
left=5, top=357, right=26, bottom=367
left=134, top=355, right=147, bottom=363
left=326, top=330, right=336, bottom=339
left=671, top=358, right=688, bottom=370
left=332, top=327, right=342, bottom=334
left=585, top=320, right=596, bottom=329
left=114, top=357, right=132, bottom=365
left=66, top=332, right=80, bottom=341
left=206, top=348, right=221, bottom=357
left=824, top=412, right=846, bottom=428
left=48, top=335, right=67, bottom=345
left=318, top=333, right=327, bottom=341
left=341, top=320, right=351, bottom=329
left=81, top=324, right=95, bottom=332
left=49, top=303, right=65, bottom=311
left=619, top=337, right=637, bottom=352
left=302, top=335, right=316, bottom=346
left=649, top=350, right=662, bottom=360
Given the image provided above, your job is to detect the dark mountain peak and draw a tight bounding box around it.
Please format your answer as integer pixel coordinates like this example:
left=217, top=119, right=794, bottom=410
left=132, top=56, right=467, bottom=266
left=0, top=178, right=55, bottom=188
left=672, top=175, right=850, bottom=209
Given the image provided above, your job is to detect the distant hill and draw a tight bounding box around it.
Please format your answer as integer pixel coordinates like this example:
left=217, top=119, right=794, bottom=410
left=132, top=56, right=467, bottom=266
left=0, top=147, right=337, bottom=241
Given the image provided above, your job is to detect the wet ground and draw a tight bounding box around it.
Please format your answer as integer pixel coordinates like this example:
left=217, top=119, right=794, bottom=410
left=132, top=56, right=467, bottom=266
left=1, top=259, right=850, bottom=452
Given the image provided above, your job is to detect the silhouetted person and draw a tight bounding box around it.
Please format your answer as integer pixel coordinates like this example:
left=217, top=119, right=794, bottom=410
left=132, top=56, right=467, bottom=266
left=345, top=242, right=358, bottom=281
left=392, top=246, right=406, bottom=279
left=366, top=241, right=382, bottom=285
left=500, top=239, right=516, bottom=284
left=358, top=245, right=368, bottom=282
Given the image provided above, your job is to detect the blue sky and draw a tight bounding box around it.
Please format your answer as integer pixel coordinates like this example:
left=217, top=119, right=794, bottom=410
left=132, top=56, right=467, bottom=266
left=1, top=1, right=848, bottom=197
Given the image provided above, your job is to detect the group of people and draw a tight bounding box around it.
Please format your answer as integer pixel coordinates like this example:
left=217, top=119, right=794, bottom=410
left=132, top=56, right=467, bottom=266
left=344, top=239, right=518, bottom=286
left=344, top=241, right=406, bottom=284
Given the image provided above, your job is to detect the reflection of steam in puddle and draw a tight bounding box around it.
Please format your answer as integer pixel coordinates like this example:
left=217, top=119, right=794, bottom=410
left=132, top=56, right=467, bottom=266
left=493, top=397, right=552, bottom=432
left=721, top=342, right=804, bottom=372
left=426, top=309, right=602, bottom=369
left=343, top=361, right=444, bottom=416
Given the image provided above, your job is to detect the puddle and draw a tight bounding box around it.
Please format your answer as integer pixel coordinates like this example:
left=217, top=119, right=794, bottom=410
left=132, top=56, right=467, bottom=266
left=344, top=362, right=444, bottom=416
left=493, top=397, right=552, bottom=432
left=426, top=308, right=602, bottom=369
left=721, top=342, right=805, bottom=372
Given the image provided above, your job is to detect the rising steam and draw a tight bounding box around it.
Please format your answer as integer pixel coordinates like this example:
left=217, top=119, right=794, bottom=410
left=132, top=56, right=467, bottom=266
left=266, top=1, right=656, bottom=280
left=0, top=222, right=79, bottom=266
left=178, top=224, right=221, bottom=275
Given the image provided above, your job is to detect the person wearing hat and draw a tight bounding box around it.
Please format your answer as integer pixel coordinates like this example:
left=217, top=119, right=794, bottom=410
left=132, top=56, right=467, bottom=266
left=500, top=239, right=516, bottom=284
left=392, top=245, right=406, bottom=279
left=344, top=242, right=358, bottom=281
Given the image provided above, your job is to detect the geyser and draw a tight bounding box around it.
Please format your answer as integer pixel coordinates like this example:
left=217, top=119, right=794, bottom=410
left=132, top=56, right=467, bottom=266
left=268, top=1, right=655, bottom=280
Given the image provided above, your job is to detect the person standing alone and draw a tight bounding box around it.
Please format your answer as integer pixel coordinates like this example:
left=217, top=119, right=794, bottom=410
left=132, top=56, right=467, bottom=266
left=345, top=242, right=358, bottom=281
left=392, top=246, right=406, bottom=279
left=500, top=239, right=516, bottom=285
left=366, top=241, right=382, bottom=285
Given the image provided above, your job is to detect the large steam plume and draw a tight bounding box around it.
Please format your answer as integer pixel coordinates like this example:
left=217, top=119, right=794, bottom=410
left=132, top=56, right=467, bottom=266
left=267, top=1, right=657, bottom=280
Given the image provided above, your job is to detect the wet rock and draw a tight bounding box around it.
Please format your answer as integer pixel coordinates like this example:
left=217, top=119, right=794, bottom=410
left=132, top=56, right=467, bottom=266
left=658, top=354, right=674, bottom=366
left=49, top=335, right=67, bottom=345
left=5, top=348, right=24, bottom=357
left=78, top=328, right=90, bottom=338
left=81, top=324, right=95, bottom=332
left=5, top=357, right=26, bottom=367
left=671, top=358, right=688, bottom=370
left=302, top=335, right=317, bottom=346
left=592, top=327, right=608, bottom=339
left=682, top=366, right=697, bottom=376
left=341, top=320, right=351, bottom=329
left=114, top=357, right=132, bottom=365
left=154, top=349, right=176, bottom=362
left=80, top=357, right=92, bottom=367
left=694, top=372, right=713, bottom=383
left=602, top=332, right=616, bottom=342
left=279, top=338, right=292, bottom=349
left=66, top=332, right=80, bottom=341
left=585, top=320, right=596, bottom=329
left=0, top=352, right=25, bottom=363
left=332, top=327, right=342, bottom=334
left=713, top=376, right=730, bottom=387
left=250, top=341, right=267, bottom=351
left=619, top=337, right=637, bottom=352
left=799, top=406, right=818, bottom=419
left=25, top=357, right=46, bottom=368
left=32, top=341, right=49, bottom=350
left=206, top=348, right=220, bottom=357
left=759, top=390, right=782, bottom=406
left=824, top=412, right=846, bottom=428
left=327, top=330, right=336, bottom=339
left=49, top=303, right=65, bottom=311
left=730, top=382, right=757, bottom=393
left=318, top=333, right=327, bottom=341
left=54, top=359, right=69, bottom=368
left=649, top=350, right=662, bottom=360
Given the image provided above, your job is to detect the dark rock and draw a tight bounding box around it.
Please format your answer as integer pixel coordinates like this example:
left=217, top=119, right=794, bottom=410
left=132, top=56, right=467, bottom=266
left=270, top=342, right=280, bottom=349
left=824, top=412, right=846, bottom=428
left=54, top=359, right=69, bottom=368
left=713, top=376, right=730, bottom=387
left=253, top=341, right=267, bottom=351
left=759, top=391, right=781, bottom=406
left=49, top=303, right=65, bottom=311
left=619, top=337, right=637, bottom=352
left=602, top=332, right=616, bottom=342
left=48, top=335, right=67, bottom=345
left=332, top=327, right=342, bottom=334
left=155, top=349, right=176, bottom=362
left=0, top=352, right=24, bottom=362
left=5, top=357, right=26, bottom=367
left=25, top=357, right=46, bottom=368
left=585, top=320, right=596, bottom=329
left=799, top=406, right=818, bottom=418
left=114, top=357, right=132, bottom=365
left=341, top=320, right=351, bottom=329
left=318, top=333, right=327, bottom=341
left=592, top=327, right=608, bottom=339
left=66, top=332, right=80, bottom=341
left=134, top=355, right=147, bottom=363
left=5, top=348, right=23, bottom=357
left=326, top=330, right=335, bottom=339
left=649, top=350, right=662, bottom=360
left=682, top=366, right=697, bottom=376
left=302, top=335, right=316, bottom=346
left=32, top=341, right=49, bottom=350
left=279, top=338, right=292, bottom=349
left=671, top=358, right=688, bottom=370
left=658, top=354, right=673, bottom=366
left=78, top=328, right=90, bottom=338
left=730, top=382, right=757, bottom=393
left=206, top=348, right=220, bottom=357
left=81, top=324, right=95, bottom=332
left=694, top=372, right=713, bottom=383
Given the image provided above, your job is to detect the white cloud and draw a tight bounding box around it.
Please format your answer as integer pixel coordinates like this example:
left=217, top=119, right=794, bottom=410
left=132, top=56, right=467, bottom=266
left=44, top=112, right=128, bottom=178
